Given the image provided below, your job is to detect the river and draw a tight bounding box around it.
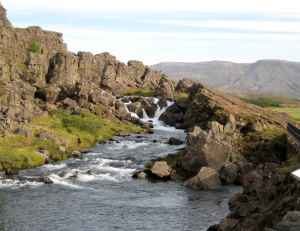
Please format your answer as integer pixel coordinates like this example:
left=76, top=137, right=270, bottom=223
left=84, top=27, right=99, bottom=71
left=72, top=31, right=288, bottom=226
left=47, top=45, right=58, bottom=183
left=0, top=99, right=242, bottom=231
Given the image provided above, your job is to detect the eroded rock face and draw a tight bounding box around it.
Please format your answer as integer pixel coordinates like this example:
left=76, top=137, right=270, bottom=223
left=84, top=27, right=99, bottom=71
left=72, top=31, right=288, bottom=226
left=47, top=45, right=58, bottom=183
left=183, top=167, right=221, bottom=190
left=47, top=52, right=79, bottom=87
left=181, top=123, right=232, bottom=174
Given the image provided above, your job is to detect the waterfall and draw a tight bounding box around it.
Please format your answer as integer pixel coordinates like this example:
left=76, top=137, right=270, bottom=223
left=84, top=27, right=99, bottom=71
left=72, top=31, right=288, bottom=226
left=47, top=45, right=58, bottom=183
left=142, top=109, right=149, bottom=120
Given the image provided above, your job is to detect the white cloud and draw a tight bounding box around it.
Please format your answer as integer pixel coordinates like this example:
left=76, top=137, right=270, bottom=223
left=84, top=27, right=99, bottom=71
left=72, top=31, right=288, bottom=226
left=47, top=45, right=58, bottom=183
left=12, top=22, right=300, bottom=42
left=138, top=20, right=300, bottom=33
left=2, top=0, right=300, bottom=14
left=51, top=29, right=300, bottom=42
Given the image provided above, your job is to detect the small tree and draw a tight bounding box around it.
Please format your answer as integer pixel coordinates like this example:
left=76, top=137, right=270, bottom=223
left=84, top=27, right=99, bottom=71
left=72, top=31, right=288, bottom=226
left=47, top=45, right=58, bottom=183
left=27, top=41, right=41, bottom=54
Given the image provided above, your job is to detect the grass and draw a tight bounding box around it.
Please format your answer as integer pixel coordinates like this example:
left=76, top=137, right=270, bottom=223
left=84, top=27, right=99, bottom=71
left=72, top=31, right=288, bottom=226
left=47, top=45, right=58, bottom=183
left=172, top=91, right=189, bottom=100
left=238, top=129, right=287, bottom=165
left=123, top=88, right=155, bottom=97
left=236, top=113, right=258, bottom=125
left=0, top=109, right=143, bottom=170
left=238, top=97, right=283, bottom=108
left=272, top=108, right=300, bottom=118
left=36, top=69, right=41, bottom=77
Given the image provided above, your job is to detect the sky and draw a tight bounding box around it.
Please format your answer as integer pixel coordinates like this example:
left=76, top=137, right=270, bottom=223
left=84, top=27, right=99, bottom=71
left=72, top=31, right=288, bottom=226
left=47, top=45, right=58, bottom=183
left=2, top=0, right=300, bottom=66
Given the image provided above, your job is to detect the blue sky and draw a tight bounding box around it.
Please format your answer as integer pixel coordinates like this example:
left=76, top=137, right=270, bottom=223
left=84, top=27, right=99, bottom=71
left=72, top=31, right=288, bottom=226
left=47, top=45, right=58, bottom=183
left=2, top=0, right=300, bottom=65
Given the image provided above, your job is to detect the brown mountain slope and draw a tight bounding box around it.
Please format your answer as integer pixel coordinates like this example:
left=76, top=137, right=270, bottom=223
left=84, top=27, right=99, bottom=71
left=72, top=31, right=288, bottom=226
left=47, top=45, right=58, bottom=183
left=151, top=60, right=300, bottom=99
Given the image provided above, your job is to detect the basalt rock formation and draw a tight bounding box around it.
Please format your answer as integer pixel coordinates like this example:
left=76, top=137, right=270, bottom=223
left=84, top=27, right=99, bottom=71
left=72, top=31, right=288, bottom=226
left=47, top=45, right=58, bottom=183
left=0, top=3, right=176, bottom=142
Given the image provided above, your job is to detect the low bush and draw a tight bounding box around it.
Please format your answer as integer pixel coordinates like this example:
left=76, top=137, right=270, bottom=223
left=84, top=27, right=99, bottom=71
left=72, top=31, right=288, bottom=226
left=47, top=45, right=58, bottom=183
left=27, top=41, right=41, bottom=54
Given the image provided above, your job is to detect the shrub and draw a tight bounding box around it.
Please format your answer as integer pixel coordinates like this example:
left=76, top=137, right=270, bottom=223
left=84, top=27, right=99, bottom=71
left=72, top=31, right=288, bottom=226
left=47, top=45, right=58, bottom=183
left=62, top=114, right=105, bottom=136
left=0, top=151, right=22, bottom=169
left=27, top=41, right=41, bottom=54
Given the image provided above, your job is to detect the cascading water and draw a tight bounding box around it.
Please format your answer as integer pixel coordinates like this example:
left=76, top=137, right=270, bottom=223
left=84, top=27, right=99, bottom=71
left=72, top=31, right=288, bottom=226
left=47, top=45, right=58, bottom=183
left=0, top=98, right=242, bottom=231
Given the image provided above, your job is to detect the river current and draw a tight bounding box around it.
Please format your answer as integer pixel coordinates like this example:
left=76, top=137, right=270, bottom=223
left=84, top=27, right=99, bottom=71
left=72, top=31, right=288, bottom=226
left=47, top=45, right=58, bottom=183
left=0, top=99, right=242, bottom=231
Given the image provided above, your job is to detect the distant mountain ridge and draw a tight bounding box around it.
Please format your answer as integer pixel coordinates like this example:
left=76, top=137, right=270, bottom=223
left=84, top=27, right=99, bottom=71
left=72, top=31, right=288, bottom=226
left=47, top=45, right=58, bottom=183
left=150, top=60, right=300, bottom=99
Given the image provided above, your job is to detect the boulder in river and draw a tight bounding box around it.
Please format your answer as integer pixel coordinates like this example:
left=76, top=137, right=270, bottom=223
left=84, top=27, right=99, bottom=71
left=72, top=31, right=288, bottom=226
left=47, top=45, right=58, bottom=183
left=183, top=167, right=221, bottom=190
left=220, top=163, right=238, bottom=184
left=5, top=169, right=19, bottom=175
left=150, top=161, right=171, bottom=178
left=137, top=172, right=147, bottom=179
left=168, top=137, right=183, bottom=145
left=71, top=149, right=82, bottom=157
left=157, top=98, right=168, bottom=109
left=44, top=178, right=54, bottom=184
left=181, top=125, right=232, bottom=174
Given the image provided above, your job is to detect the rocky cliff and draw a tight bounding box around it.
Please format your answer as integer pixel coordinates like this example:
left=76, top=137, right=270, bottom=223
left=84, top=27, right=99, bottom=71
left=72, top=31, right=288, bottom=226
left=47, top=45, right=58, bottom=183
left=168, top=79, right=300, bottom=230
left=0, top=3, right=176, bottom=170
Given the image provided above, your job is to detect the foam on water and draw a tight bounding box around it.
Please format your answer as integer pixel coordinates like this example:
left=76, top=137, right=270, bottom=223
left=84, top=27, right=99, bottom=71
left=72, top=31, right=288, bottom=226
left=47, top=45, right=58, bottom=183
left=0, top=179, right=43, bottom=189
left=42, top=163, right=67, bottom=170
left=49, top=174, right=88, bottom=189
left=107, top=140, right=149, bottom=150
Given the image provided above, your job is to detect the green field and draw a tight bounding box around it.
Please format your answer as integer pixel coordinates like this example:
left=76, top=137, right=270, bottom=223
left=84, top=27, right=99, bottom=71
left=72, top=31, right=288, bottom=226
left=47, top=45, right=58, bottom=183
left=272, top=108, right=300, bottom=118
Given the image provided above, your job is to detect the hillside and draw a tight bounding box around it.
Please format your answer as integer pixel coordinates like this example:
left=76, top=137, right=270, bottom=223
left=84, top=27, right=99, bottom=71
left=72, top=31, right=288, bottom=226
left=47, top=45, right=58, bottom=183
left=151, top=60, right=300, bottom=99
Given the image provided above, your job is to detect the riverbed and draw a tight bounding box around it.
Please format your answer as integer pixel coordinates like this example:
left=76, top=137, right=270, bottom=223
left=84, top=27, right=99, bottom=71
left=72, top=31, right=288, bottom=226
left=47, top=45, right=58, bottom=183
left=0, top=100, right=242, bottom=231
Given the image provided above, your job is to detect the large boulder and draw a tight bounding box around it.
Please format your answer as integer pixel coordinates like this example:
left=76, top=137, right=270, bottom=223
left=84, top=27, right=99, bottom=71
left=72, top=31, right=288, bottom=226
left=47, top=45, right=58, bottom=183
left=157, top=98, right=168, bottom=109
left=150, top=161, right=171, bottom=178
left=168, top=137, right=183, bottom=145
left=15, top=126, right=32, bottom=138
left=90, top=90, right=115, bottom=106
left=140, top=98, right=158, bottom=118
left=38, top=130, right=55, bottom=142
left=21, top=83, right=36, bottom=100
left=181, top=125, right=232, bottom=174
left=44, top=85, right=61, bottom=104
left=183, top=167, right=221, bottom=189
left=159, top=112, right=176, bottom=126
left=127, top=101, right=143, bottom=118
left=220, top=163, right=238, bottom=184
left=155, top=82, right=173, bottom=100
